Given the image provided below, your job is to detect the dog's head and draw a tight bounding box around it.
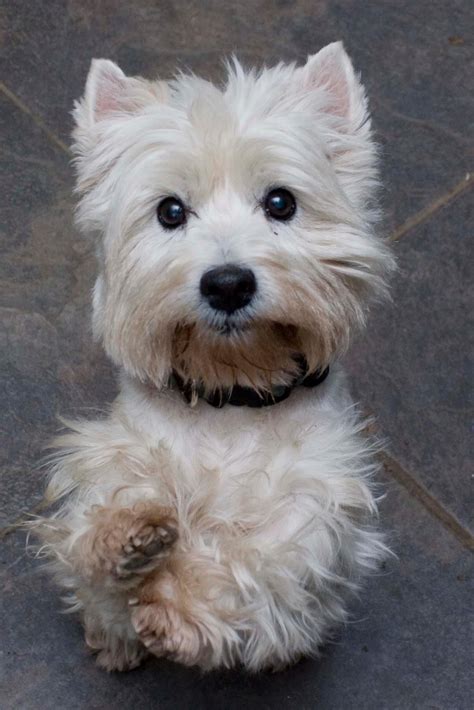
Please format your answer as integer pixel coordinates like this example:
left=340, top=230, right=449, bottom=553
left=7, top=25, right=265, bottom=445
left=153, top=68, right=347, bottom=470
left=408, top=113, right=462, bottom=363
left=73, top=43, right=394, bottom=393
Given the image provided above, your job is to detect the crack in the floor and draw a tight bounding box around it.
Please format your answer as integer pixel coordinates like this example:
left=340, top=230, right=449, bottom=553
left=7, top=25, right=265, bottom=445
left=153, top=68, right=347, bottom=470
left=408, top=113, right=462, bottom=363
left=0, top=81, right=71, bottom=157
left=389, top=172, right=473, bottom=242
left=374, top=96, right=473, bottom=147
left=381, top=451, right=474, bottom=552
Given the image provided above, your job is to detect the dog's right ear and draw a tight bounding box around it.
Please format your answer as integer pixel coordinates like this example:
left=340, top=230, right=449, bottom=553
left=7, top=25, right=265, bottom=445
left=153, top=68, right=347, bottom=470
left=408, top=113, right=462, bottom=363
left=72, top=60, right=168, bottom=222
left=84, top=59, right=129, bottom=123
left=74, top=59, right=168, bottom=130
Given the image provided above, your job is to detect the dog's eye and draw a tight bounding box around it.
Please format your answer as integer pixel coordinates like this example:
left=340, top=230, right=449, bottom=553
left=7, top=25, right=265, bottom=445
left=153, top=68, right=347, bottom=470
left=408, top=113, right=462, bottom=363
left=157, top=197, right=186, bottom=229
left=264, top=188, right=296, bottom=221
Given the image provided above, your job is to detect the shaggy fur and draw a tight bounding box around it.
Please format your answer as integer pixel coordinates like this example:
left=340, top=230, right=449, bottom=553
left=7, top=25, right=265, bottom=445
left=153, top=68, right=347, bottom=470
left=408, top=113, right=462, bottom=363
left=34, top=42, right=395, bottom=672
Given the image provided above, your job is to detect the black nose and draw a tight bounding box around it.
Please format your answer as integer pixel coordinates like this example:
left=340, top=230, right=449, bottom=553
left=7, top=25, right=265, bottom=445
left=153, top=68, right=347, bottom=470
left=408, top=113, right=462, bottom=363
left=200, top=265, right=257, bottom=314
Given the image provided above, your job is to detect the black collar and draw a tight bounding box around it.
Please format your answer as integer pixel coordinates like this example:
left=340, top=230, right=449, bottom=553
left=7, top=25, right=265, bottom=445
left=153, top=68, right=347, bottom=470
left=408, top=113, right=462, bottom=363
left=171, top=359, right=329, bottom=409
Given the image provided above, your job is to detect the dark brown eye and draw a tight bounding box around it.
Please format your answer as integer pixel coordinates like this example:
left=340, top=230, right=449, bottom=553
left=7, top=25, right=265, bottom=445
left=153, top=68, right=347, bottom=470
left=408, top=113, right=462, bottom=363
left=264, top=188, right=296, bottom=221
left=157, top=196, right=186, bottom=229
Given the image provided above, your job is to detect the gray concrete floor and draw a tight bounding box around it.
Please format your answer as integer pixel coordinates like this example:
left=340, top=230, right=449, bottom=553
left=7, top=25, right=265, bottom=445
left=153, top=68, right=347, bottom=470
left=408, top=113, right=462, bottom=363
left=0, top=1, right=472, bottom=708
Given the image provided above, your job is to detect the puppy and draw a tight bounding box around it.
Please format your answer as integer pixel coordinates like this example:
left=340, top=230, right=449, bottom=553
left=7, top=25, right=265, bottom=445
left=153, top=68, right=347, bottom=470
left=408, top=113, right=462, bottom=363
left=35, top=42, right=394, bottom=672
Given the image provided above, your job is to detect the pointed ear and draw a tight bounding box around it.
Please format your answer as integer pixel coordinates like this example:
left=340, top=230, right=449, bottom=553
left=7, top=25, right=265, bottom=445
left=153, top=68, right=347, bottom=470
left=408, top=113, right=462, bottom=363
left=299, top=42, right=367, bottom=127
left=84, top=59, right=128, bottom=122
left=76, top=58, right=167, bottom=127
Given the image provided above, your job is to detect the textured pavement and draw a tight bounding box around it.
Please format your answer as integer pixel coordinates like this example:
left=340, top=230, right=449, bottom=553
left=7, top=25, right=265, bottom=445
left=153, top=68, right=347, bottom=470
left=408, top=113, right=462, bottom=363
left=0, top=2, right=473, bottom=708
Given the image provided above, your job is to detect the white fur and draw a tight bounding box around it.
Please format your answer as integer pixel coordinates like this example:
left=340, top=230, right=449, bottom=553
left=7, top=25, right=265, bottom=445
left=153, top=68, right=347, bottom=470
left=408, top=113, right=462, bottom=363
left=35, top=43, right=395, bottom=672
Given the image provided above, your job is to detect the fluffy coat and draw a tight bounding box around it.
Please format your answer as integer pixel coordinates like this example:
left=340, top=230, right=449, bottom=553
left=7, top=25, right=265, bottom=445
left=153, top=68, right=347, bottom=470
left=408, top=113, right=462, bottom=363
left=34, top=42, right=394, bottom=672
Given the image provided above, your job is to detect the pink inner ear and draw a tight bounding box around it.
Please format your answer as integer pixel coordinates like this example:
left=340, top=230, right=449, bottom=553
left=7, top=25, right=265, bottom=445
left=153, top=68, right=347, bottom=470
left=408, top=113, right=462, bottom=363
left=94, top=70, right=127, bottom=119
left=311, top=59, right=350, bottom=118
left=302, top=47, right=354, bottom=120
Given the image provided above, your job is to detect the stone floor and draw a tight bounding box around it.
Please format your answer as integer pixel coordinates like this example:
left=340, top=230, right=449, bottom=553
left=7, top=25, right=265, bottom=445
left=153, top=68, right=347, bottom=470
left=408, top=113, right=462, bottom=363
left=0, top=1, right=472, bottom=708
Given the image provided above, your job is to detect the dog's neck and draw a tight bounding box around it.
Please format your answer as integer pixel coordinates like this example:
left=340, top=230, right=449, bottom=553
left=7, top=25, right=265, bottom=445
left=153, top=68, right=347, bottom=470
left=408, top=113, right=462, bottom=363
left=170, top=357, right=330, bottom=409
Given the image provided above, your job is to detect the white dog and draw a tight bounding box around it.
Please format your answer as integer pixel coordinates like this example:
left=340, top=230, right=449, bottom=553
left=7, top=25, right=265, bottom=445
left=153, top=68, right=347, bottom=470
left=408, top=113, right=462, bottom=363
left=35, top=42, right=394, bottom=672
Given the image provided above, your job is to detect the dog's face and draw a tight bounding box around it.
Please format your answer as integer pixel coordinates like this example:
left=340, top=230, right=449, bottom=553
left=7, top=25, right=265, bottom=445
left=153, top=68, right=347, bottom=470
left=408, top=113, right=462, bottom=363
left=73, top=43, right=393, bottom=392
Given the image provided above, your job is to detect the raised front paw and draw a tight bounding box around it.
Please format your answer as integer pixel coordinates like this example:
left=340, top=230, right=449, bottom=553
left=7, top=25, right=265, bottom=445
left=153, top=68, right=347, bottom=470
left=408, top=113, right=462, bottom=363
left=116, top=516, right=178, bottom=578
left=86, top=501, right=178, bottom=583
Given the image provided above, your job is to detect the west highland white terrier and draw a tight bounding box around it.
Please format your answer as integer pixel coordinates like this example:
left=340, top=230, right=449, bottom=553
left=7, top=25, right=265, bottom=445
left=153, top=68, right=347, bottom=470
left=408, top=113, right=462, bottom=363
left=35, top=42, right=395, bottom=672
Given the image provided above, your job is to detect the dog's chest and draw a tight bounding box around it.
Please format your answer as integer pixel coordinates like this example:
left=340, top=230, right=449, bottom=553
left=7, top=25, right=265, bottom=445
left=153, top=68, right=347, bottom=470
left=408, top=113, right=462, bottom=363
left=122, top=374, right=353, bottom=508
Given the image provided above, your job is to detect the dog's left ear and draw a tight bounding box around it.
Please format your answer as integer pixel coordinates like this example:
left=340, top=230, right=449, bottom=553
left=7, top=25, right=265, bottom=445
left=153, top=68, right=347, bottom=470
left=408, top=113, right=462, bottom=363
left=298, top=42, right=368, bottom=129
left=295, top=43, right=378, bottom=215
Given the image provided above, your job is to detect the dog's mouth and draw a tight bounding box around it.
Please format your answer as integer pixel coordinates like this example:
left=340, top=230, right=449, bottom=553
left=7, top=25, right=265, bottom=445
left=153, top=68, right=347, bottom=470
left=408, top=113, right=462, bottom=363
left=191, top=305, right=300, bottom=345
left=206, top=316, right=299, bottom=346
left=212, top=319, right=253, bottom=336
left=201, top=310, right=255, bottom=337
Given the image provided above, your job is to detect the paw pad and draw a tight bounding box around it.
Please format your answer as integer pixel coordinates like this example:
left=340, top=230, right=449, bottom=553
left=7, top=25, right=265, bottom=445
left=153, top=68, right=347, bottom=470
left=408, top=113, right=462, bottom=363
left=115, top=519, right=178, bottom=579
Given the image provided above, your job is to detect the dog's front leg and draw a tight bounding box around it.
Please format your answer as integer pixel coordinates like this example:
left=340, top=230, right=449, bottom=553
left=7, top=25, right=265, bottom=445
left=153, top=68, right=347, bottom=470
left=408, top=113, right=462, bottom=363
left=56, top=500, right=179, bottom=671
left=75, top=500, right=178, bottom=588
